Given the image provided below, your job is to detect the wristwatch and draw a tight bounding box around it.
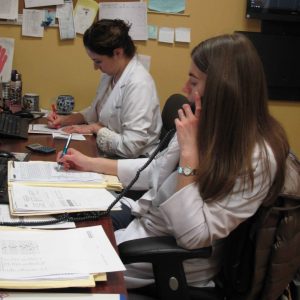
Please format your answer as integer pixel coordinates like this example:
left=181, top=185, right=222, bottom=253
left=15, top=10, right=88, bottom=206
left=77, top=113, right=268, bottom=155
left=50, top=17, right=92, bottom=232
left=177, top=166, right=198, bottom=176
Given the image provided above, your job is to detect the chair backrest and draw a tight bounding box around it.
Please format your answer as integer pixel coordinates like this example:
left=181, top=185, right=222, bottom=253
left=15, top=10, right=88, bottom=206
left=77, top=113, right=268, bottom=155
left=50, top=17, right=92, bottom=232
left=220, top=151, right=300, bottom=300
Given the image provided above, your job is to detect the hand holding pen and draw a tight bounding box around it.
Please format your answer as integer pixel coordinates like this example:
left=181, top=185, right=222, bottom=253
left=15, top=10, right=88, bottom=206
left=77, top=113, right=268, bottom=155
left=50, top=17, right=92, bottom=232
left=57, top=133, right=72, bottom=171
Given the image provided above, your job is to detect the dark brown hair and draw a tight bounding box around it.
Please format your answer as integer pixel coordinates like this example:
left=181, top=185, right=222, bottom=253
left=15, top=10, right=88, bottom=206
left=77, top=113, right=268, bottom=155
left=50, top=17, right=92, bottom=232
left=83, top=19, right=136, bottom=58
left=192, top=33, right=289, bottom=204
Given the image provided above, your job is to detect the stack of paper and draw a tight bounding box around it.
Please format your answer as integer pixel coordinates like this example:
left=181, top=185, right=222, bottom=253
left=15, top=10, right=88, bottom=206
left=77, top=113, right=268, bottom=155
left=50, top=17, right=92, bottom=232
left=7, top=161, right=122, bottom=216
left=8, top=161, right=123, bottom=190
left=9, top=185, right=121, bottom=216
left=0, top=225, right=125, bottom=289
left=0, top=293, right=125, bottom=299
left=0, top=204, right=76, bottom=228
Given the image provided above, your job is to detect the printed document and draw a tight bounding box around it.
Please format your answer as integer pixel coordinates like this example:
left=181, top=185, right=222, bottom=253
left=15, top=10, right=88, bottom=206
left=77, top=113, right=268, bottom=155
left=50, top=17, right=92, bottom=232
left=0, top=204, right=76, bottom=228
left=28, top=124, right=89, bottom=138
left=9, top=184, right=120, bottom=215
left=0, top=293, right=125, bottom=299
left=0, top=225, right=125, bottom=286
left=9, top=161, right=105, bottom=183
left=7, top=161, right=122, bottom=190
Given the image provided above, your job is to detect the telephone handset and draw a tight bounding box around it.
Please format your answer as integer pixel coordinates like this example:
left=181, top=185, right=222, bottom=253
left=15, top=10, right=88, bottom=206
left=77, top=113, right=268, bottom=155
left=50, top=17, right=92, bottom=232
left=190, top=103, right=196, bottom=113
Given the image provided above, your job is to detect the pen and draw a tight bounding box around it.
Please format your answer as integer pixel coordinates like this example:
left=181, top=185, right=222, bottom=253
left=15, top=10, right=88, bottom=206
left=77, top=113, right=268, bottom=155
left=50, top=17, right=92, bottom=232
left=57, top=133, right=72, bottom=171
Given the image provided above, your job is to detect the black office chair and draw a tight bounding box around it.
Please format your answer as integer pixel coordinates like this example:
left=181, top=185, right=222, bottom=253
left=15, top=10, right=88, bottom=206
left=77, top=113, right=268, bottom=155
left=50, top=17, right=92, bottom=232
left=119, top=151, right=300, bottom=300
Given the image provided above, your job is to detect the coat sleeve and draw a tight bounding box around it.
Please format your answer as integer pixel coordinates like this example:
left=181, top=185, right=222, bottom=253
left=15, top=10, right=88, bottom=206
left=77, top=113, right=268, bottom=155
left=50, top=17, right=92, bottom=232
left=95, top=75, right=162, bottom=158
left=118, top=136, right=180, bottom=190
left=159, top=145, right=277, bottom=250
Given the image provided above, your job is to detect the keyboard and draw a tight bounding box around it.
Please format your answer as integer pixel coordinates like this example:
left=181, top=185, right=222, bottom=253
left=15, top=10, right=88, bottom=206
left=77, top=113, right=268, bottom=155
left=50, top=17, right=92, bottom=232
left=0, top=113, right=30, bottom=139
left=0, top=157, right=9, bottom=204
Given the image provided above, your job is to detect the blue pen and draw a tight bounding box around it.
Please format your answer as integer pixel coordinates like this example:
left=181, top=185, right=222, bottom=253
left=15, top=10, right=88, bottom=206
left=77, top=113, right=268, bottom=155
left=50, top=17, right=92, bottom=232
left=57, top=133, right=72, bottom=171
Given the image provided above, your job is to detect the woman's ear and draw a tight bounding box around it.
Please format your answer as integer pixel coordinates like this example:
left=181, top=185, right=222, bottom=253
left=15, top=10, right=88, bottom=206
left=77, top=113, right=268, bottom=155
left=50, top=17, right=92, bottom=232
left=113, top=48, right=124, bottom=57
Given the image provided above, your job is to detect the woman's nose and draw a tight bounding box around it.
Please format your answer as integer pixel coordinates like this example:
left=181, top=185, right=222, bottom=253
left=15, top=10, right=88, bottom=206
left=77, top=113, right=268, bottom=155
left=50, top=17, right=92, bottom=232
left=182, top=83, right=191, bottom=95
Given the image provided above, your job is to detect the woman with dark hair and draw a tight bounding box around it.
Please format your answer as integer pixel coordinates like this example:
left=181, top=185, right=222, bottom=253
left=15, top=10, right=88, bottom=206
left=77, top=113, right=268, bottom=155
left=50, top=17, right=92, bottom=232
left=57, top=33, right=289, bottom=288
left=48, top=19, right=162, bottom=158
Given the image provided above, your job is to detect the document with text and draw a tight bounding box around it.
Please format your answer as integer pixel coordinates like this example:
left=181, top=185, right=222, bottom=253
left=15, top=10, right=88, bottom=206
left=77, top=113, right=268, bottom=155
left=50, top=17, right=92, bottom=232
left=0, top=204, right=76, bottom=228
left=9, top=184, right=120, bottom=216
left=0, top=225, right=125, bottom=288
left=7, top=161, right=122, bottom=190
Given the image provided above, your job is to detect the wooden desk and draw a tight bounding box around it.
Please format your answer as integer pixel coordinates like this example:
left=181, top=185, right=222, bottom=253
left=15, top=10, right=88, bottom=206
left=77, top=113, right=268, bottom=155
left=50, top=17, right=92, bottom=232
left=0, top=119, right=127, bottom=296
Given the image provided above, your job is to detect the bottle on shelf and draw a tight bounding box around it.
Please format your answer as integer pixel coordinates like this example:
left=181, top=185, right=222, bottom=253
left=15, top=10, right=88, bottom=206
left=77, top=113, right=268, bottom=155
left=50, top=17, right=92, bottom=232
left=9, top=69, right=22, bottom=112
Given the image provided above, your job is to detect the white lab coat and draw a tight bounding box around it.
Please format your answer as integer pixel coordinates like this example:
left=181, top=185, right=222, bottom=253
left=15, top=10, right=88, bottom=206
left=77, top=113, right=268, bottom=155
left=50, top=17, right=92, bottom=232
left=116, top=135, right=277, bottom=288
left=80, top=56, right=162, bottom=158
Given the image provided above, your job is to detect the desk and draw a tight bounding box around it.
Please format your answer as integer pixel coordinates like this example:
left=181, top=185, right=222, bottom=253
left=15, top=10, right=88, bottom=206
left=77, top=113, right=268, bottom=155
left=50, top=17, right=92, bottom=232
left=0, top=118, right=127, bottom=296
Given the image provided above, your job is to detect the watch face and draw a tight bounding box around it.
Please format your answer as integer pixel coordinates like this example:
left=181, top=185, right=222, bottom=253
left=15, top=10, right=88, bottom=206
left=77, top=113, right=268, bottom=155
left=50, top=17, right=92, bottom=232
left=183, top=167, right=192, bottom=176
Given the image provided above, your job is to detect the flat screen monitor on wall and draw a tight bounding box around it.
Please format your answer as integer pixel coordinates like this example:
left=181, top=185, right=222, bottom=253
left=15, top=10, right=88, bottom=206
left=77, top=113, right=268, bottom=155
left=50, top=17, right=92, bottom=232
left=238, top=31, right=300, bottom=101
left=246, top=0, right=300, bottom=22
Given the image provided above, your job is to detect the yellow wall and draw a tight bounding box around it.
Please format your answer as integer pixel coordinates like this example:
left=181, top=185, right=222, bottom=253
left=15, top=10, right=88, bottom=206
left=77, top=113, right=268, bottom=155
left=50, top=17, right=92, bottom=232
left=0, top=0, right=299, bottom=156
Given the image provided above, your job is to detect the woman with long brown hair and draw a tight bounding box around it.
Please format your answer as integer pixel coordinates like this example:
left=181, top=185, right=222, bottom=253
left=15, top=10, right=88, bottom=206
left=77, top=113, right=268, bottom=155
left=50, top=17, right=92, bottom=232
left=58, top=33, right=289, bottom=288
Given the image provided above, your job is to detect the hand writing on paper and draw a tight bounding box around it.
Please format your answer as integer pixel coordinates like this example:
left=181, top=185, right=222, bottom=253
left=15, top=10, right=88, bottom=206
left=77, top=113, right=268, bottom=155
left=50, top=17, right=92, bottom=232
left=0, top=46, right=8, bottom=73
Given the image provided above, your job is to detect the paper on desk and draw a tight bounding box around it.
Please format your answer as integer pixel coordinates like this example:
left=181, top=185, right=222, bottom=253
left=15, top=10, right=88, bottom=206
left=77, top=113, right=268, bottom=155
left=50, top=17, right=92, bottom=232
left=28, top=124, right=65, bottom=134
left=11, top=152, right=30, bottom=162
left=29, top=124, right=91, bottom=137
left=0, top=276, right=96, bottom=289
left=0, top=292, right=123, bottom=299
left=9, top=184, right=120, bottom=216
left=9, top=161, right=104, bottom=183
left=0, top=204, right=76, bottom=228
left=52, top=132, right=86, bottom=141
left=0, top=225, right=125, bottom=281
left=7, top=161, right=123, bottom=191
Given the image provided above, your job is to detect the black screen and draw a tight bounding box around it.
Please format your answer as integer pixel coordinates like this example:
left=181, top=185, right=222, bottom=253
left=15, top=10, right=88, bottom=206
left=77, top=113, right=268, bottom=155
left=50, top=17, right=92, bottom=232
left=246, top=0, right=300, bottom=22
left=238, top=31, right=300, bottom=101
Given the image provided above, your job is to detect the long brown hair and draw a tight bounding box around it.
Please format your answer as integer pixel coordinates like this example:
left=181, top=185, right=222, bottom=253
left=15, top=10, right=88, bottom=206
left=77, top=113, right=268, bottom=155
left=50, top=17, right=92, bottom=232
left=192, top=33, right=289, bottom=204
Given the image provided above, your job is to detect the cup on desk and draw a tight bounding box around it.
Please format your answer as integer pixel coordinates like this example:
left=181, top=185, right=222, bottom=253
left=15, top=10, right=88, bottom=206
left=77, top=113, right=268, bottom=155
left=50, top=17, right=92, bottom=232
left=56, top=95, right=75, bottom=115
left=23, top=93, right=40, bottom=111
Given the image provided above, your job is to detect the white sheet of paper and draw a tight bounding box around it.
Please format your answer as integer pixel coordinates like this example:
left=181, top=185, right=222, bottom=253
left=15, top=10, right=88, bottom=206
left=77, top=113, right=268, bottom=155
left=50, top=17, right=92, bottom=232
left=74, top=0, right=99, bottom=35
left=10, top=184, right=119, bottom=214
left=0, top=293, right=123, bottom=299
left=56, top=1, right=76, bottom=40
left=9, top=161, right=104, bottom=183
left=175, top=27, right=191, bottom=43
left=22, top=9, right=45, bottom=38
left=24, top=0, right=64, bottom=8
left=0, top=225, right=125, bottom=279
left=52, top=132, right=86, bottom=141
left=0, top=0, right=18, bottom=20
left=99, top=2, right=148, bottom=41
left=0, top=204, right=76, bottom=229
left=158, top=27, right=174, bottom=44
left=29, top=124, right=91, bottom=137
left=28, top=124, right=65, bottom=134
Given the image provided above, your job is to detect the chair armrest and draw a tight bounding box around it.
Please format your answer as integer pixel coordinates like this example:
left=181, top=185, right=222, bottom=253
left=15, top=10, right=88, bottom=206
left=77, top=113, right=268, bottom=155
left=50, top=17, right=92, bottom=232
left=118, top=236, right=212, bottom=265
